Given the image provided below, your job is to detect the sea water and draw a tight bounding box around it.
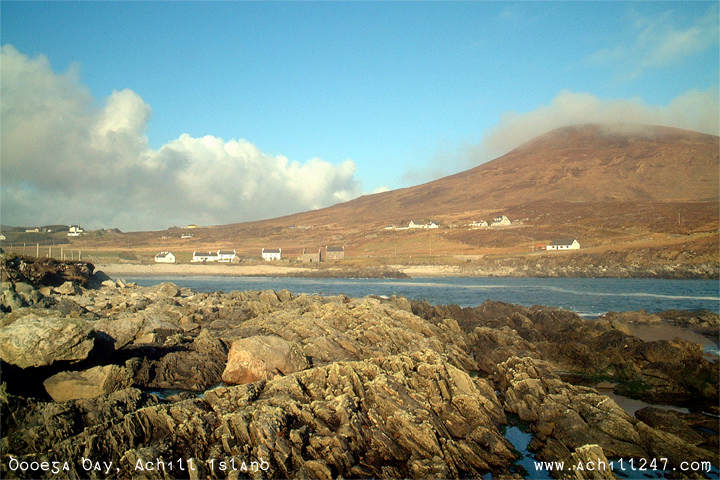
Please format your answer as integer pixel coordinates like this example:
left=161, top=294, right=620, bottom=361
left=122, top=276, right=719, bottom=316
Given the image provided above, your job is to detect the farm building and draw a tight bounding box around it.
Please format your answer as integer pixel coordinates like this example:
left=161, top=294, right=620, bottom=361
left=192, top=251, right=220, bottom=262
left=300, top=248, right=321, bottom=263
left=262, top=248, right=282, bottom=261
left=546, top=239, right=580, bottom=250
left=325, top=245, right=345, bottom=260
left=491, top=216, right=511, bottom=227
left=154, top=251, right=176, bottom=263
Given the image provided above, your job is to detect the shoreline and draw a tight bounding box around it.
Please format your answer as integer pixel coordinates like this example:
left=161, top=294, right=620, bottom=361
left=96, top=262, right=718, bottom=279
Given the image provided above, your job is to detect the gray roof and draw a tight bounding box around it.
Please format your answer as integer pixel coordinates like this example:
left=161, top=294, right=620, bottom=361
left=218, top=250, right=236, bottom=255
left=194, top=251, right=218, bottom=256
left=550, top=239, right=577, bottom=246
left=326, top=246, right=344, bottom=252
left=263, top=248, right=281, bottom=253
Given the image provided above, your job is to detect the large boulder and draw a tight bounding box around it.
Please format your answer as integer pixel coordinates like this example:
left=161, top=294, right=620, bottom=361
left=222, top=335, right=310, bottom=384
left=43, top=364, right=133, bottom=402
left=0, top=314, right=95, bottom=368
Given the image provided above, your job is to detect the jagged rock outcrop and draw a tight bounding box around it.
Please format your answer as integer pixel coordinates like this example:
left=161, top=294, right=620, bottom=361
left=411, top=299, right=719, bottom=409
left=2, top=351, right=516, bottom=479
left=0, top=265, right=716, bottom=479
left=498, top=356, right=718, bottom=471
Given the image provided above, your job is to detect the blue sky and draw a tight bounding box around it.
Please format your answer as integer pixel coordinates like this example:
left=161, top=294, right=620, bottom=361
left=1, top=2, right=718, bottom=230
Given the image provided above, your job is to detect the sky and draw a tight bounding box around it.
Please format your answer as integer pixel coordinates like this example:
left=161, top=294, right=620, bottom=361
left=1, top=1, right=718, bottom=231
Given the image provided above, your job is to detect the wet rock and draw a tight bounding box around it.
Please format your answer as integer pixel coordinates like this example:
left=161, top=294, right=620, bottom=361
left=498, top=356, right=719, bottom=472
left=0, top=314, right=95, bottom=368
left=600, top=310, right=663, bottom=325
left=43, top=364, right=133, bottom=402
left=222, top=335, right=310, bottom=385
left=658, top=309, right=720, bottom=340
left=634, top=407, right=706, bottom=446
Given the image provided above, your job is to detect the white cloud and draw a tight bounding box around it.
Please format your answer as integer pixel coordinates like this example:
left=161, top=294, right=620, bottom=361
left=0, top=45, right=362, bottom=231
left=476, top=89, right=719, bottom=163
left=587, top=6, right=718, bottom=77
left=403, top=88, right=719, bottom=184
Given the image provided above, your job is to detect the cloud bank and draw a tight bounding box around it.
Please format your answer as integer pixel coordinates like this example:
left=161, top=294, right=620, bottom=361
left=404, top=88, right=719, bottom=185
left=1, top=45, right=361, bottom=231
left=476, top=89, right=719, bottom=163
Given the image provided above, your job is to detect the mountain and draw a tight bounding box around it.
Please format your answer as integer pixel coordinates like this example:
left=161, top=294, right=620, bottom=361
left=258, top=123, right=719, bottom=228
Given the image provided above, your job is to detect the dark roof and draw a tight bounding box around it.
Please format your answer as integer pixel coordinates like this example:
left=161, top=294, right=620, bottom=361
left=155, top=252, right=172, bottom=258
left=263, top=248, right=281, bottom=253
left=193, top=251, right=218, bottom=256
left=218, top=250, right=235, bottom=255
left=326, top=246, right=344, bottom=252
left=550, top=239, right=577, bottom=245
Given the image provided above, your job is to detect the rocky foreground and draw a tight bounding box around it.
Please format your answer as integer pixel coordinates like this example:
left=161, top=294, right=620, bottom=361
left=0, top=254, right=718, bottom=479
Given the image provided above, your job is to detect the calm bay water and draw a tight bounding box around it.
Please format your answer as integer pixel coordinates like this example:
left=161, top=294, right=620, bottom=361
left=122, top=276, right=719, bottom=317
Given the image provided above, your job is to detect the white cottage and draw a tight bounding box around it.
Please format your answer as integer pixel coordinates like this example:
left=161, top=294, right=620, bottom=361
left=217, top=249, right=237, bottom=262
left=546, top=239, right=580, bottom=251
left=192, top=251, right=220, bottom=262
left=262, top=248, right=282, bottom=261
left=154, top=251, right=176, bottom=263
left=67, top=225, right=84, bottom=236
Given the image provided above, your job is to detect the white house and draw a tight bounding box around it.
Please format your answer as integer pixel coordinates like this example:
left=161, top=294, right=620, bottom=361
left=491, top=215, right=511, bottom=227
left=546, top=239, right=580, bottom=251
left=468, top=220, right=488, bottom=229
left=408, top=220, right=439, bottom=229
left=262, top=248, right=282, bottom=261
left=154, top=251, right=176, bottom=263
left=67, top=225, right=84, bottom=237
left=0, top=234, right=5, bottom=241
left=217, top=249, right=237, bottom=262
left=192, top=251, right=220, bottom=262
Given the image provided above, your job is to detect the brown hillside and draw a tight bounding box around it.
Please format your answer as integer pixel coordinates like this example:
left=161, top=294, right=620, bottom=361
left=250, top=124, right=718, bottom=228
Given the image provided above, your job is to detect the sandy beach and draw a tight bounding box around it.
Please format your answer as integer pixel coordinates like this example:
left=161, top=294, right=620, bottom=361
left=96, top=262, right=467, bottom=278
left=96, top=263, right=314, bottom=277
